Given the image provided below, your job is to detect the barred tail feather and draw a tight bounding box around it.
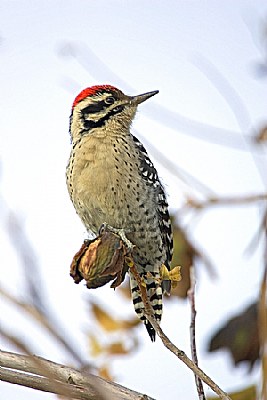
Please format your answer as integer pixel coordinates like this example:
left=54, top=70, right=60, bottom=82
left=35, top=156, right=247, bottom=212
left=129, top=271, right=163, bottom=341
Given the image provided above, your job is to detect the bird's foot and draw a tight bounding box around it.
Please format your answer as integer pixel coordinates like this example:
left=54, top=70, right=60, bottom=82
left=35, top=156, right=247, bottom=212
left=99, top=223, right=135, bottom=250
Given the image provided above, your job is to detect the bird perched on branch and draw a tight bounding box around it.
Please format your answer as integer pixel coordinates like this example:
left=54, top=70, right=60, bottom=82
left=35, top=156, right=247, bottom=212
left=66, top=84, right=173, bottom=340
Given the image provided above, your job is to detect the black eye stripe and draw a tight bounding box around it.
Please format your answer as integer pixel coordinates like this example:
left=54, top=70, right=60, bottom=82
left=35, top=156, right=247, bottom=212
left=82, top=105, right=125, bottom=131
left=81, top=96, right=119, bottom=114
left=82, top=100, right=106, bottom=114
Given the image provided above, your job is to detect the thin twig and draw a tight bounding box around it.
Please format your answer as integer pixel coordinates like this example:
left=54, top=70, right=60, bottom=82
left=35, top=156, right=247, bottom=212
left=187, top=266, right=206, bottom=400
left=185, top=192, right=267, bottom=210
left=130, top=264, right=231, bottom=400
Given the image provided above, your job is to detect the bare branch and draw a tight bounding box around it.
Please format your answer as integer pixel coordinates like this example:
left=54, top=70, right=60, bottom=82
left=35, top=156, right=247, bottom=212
left=0, top=366, right=94, bottom=400
left=185, top=192, right=267, bottom=210
left=0, top=350, right=156, bottom=400
left=187, top=267, right=205, bottom=400
left=0, top=327, right=104, bottom=400
left=129, top=264, right=231, bottom=400
left=0, top=285, right=86, bottom=366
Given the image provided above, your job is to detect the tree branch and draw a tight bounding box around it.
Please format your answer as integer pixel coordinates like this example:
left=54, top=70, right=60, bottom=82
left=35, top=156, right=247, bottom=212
left=0, top=366, right=95, bottom=400
left=0, top=349, right=155, bottom=400
left=187, top=266, right=205, bottom=400
left=130, top=264, right=231, bottom=400
left=185, top=192, right=267, bottom=210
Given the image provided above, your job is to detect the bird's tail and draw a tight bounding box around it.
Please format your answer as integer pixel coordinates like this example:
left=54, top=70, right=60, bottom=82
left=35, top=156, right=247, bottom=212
left=129, top=271, right=163, bottom=341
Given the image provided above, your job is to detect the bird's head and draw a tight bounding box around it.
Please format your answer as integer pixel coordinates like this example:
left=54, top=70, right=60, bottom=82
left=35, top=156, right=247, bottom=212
left=69, top=85, right=158, bottom=141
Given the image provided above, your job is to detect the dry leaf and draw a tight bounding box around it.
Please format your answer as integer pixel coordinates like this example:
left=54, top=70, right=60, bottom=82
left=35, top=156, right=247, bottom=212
left=98, top=365, right=113, bottom=381
left=70, top=231, right=129, bottom=289
left=91, top=303, right=123, bottom=332
left=105, top=342, right=129, bottom=356
left=88, top=333, right=103, bottom=357
left=254, top=124, right=267, bottom=143
left=167, top=218, right=216, bottom=298
left=208, top=302, right=260, bottom=370
left=168, top=221, right=195, bottom=298
left=91, top=302, right=140, bottom=332
left=120, top=317, right=141, bottom=330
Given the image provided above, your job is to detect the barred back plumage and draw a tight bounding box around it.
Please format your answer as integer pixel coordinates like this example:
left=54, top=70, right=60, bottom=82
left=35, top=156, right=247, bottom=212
left=66, top=85, right=173, bottom=341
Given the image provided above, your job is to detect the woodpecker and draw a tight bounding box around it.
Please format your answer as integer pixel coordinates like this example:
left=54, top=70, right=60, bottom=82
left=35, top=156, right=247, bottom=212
left=66, top=85, right=173, bottom=341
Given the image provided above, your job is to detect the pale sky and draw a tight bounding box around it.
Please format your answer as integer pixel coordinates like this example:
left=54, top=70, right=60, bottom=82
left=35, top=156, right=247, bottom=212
left=1, top=1, right=267, bottom=399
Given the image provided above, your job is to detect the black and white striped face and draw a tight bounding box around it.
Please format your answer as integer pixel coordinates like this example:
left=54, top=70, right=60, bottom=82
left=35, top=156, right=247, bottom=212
left=69, top=85, right=158, bottom=141
left=70, top=86, right=134, bottom=141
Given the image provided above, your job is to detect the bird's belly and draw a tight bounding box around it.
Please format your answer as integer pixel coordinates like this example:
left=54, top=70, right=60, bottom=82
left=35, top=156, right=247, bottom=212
left=75, top=187, right=164, bottom=269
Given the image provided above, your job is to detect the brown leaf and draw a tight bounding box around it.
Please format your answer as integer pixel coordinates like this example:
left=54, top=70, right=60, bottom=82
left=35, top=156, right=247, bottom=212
left=120, top=317, right=141, bottom=330
left=254, top=124, right=267, bottom=143
left=91, top=303, right=123, bottom=332
left=70, top=239, right=92, bottom=284
left=70, top=231, right=129, bottom=289
left=105, top=342, right=129, bottom=356
left=98, top=365, right=113, bottom=381
left=168, top=221, right=196, bottom=298
left=208, top=302, right=260, bottom=370
left=167, top=218, right=216, bottom=298
left=91, top=302, right=140, bottom=332
left=88, top=333, right=103, bottom=357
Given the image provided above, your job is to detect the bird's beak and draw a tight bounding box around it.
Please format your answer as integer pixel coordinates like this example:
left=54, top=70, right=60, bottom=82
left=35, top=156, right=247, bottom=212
left=129, top=90, right=159, bottom=106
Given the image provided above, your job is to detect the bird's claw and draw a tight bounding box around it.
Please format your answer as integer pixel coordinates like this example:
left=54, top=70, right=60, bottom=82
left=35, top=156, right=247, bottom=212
left=99, top=223, right=134, bottom=250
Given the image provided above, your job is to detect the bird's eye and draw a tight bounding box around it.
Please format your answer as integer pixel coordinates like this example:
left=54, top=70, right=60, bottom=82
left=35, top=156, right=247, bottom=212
left=105, top=96, right=115, bottom=105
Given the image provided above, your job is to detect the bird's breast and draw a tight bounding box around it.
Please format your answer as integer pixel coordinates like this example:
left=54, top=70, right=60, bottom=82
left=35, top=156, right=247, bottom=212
left=66, top=135, right=150, bottom=232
